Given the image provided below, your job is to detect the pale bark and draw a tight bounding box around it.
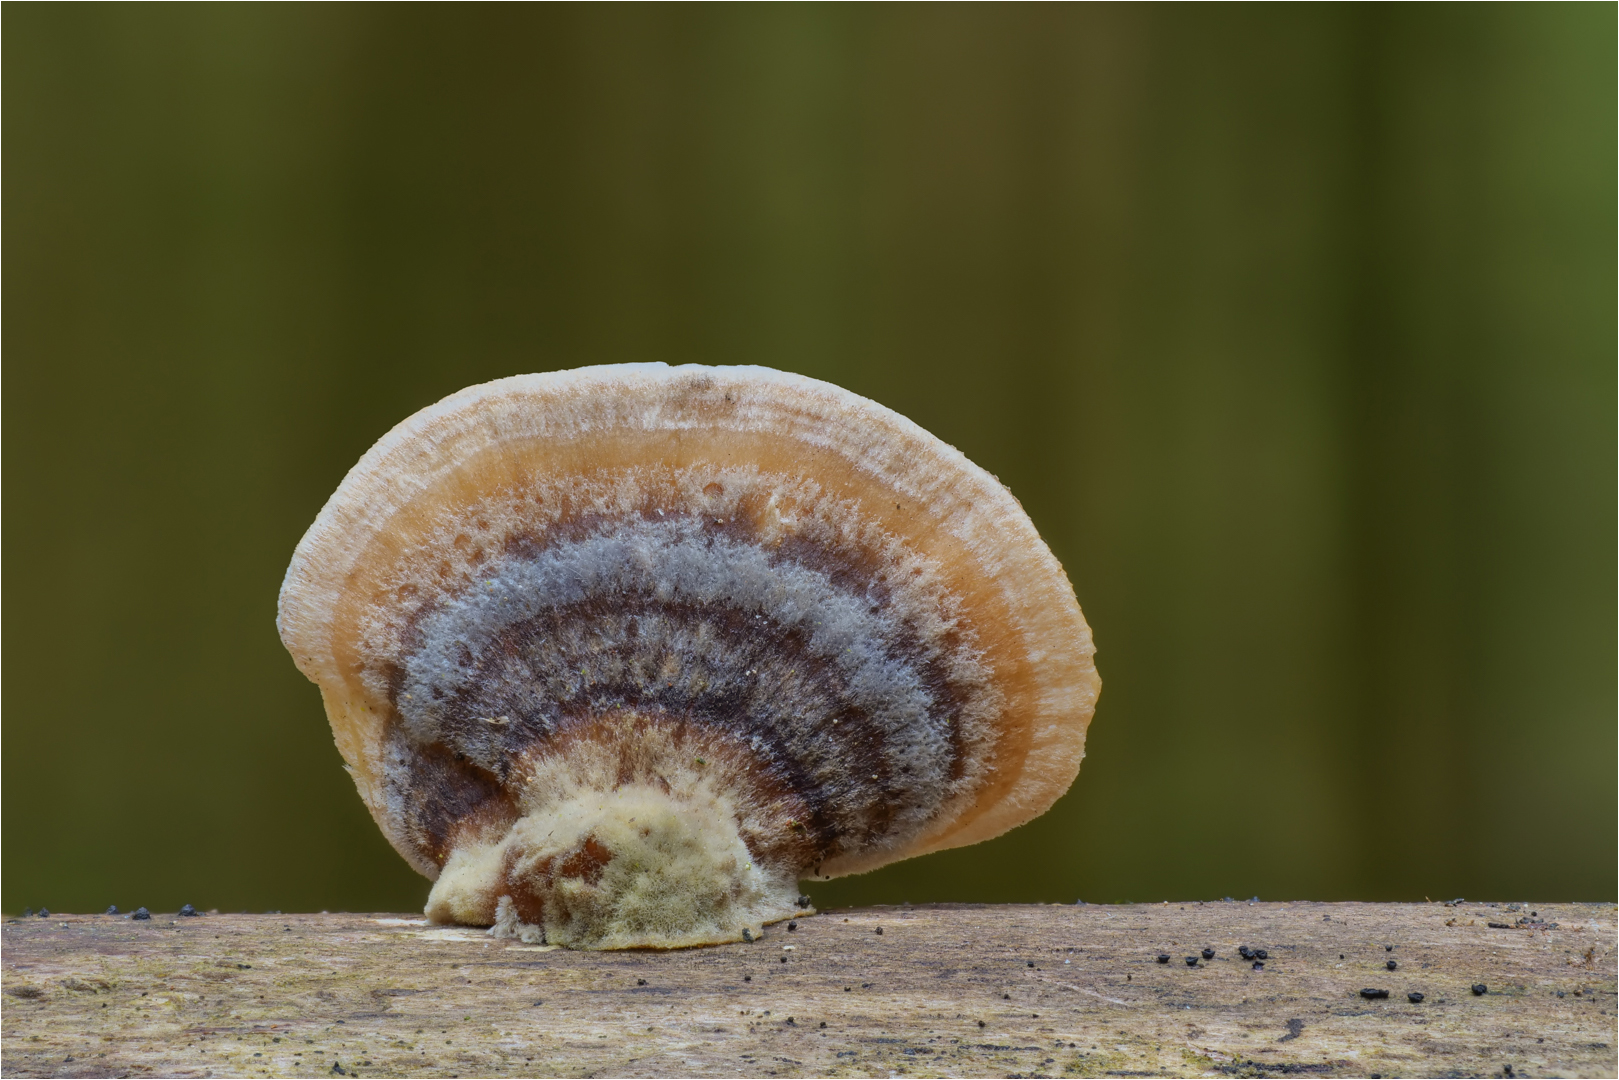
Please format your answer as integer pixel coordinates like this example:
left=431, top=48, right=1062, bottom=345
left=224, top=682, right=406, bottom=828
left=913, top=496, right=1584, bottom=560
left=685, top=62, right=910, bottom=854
left=4, top=902, right=1613, bottom=1078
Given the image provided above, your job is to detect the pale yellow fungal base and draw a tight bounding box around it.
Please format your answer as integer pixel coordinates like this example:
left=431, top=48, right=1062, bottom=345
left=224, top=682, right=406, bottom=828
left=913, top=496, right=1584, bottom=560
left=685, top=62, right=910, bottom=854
left=423, top=714, right=810, bottom=949
left=427, top=786, right=797, bottom=949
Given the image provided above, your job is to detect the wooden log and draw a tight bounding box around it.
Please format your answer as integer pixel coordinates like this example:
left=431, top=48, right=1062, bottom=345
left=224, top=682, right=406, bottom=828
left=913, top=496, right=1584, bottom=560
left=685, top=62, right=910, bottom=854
left=3, top=902, right=1613, bottom=1078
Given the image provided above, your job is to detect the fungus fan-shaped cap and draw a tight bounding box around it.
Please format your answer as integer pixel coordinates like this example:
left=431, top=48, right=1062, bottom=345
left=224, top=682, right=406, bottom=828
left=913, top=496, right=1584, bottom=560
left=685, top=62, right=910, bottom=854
left=279, top=365, right=1098, bottom=946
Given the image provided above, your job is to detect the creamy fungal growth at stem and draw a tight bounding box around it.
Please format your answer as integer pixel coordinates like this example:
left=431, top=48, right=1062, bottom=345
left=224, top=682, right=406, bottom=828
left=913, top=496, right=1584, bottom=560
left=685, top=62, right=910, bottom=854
left=277, top=365, right=1099, bottom=949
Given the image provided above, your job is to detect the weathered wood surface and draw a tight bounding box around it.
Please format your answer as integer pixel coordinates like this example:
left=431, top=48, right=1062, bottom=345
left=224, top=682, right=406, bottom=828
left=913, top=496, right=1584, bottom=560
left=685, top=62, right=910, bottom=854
left=3, top=902, right=1613, bottom=1078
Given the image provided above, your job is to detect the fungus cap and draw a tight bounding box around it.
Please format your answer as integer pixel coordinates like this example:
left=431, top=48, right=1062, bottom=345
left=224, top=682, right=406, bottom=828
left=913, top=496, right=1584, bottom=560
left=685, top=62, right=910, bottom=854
left=278, top=365, right=1099, bottom=948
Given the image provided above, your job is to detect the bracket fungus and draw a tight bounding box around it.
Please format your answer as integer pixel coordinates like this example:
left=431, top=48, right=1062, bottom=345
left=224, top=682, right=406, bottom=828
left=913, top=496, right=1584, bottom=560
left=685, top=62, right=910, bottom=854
left=278, top=365, right=1099, bottom=949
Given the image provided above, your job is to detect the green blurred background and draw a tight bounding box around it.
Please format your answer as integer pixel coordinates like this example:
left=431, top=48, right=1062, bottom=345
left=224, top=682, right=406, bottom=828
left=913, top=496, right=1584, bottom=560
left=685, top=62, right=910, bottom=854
left=5, top=4, right=1613, bottom=915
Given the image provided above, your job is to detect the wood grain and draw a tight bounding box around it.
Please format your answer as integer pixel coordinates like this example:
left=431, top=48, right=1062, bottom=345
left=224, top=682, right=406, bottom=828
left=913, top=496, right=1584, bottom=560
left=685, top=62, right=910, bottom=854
left=4, top=902, right=1613, bottom=1078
